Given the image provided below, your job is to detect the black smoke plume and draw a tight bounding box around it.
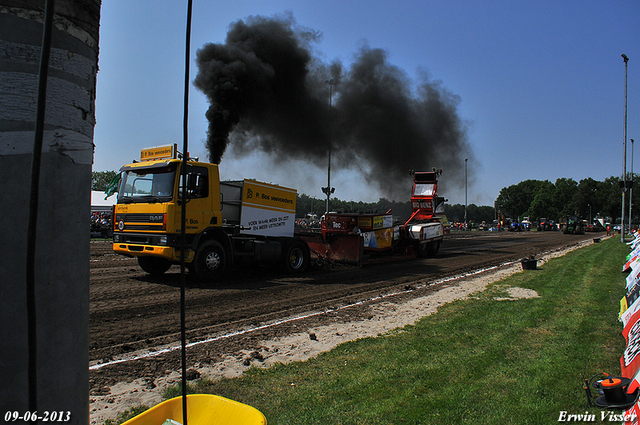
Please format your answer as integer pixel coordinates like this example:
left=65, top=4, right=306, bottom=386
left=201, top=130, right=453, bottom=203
left=194, top=13, right=473, bottom=199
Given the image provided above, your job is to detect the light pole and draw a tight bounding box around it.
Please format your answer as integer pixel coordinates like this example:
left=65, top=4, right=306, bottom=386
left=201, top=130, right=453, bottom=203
left=323, top=79, right=336, bottom=213
left=622, top=54, right=629, bottom=242
left=631, top=138, right=635, bottom=231
left=464, top=158, right=468, bottom=229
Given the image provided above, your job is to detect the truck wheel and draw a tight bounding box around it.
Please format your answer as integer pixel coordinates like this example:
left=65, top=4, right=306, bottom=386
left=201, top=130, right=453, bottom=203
left=137, top=256, right=172, bottom=276
left=417, top=240, right=440, bottom=258
left=417, top=241, right=430, bottom=258
left=283, top=241, right=309, bottom=273
left=426, top=240, right=440, bottom=256
left=192, top=240, right=226, bottom=280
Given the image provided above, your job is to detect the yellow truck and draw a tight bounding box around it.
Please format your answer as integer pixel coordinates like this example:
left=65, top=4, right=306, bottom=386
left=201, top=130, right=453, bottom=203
left=112, top=145, right=309, bottom=280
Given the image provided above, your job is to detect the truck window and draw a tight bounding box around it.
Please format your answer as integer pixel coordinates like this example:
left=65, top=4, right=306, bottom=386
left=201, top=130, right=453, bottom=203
left=153, top=172, right=175, bottom=196
left=180, top=166, right=209, bottom=199
left=414, top=183, right=434, bottom=196
left=130, top=176, right=153, bottom=195
left=118, top=165, right=177, bottom=202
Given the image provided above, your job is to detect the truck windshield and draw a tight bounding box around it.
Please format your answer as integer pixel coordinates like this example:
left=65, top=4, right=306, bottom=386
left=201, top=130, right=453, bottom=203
left=118, top=166, right=177, bottom=203
left=414, top=183, right=435, bottom=197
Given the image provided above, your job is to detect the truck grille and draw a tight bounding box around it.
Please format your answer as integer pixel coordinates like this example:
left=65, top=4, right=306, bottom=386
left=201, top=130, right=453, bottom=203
left=116, top=213, right=165, bottom=231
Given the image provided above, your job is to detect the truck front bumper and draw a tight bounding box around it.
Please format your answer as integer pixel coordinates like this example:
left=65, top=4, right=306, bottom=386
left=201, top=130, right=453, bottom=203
left=113, top=232, right=194, bottom=262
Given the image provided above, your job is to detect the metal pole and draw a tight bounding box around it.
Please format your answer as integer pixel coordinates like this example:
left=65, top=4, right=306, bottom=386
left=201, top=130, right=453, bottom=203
left=622, top=54, right=629, bottom=242
left=180, top=0, right=193, bottom=421
left=326, top=150, right=331, bottom=213
left=464, top=158, right=468, bottom=229
left=631, top=138, right=635, bottom=231
left=325, top=79, right=334, bottom=213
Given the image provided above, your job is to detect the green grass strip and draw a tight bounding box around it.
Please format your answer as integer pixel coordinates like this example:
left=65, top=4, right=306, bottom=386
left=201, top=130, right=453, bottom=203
left=142, top=237, right=631, bottom=424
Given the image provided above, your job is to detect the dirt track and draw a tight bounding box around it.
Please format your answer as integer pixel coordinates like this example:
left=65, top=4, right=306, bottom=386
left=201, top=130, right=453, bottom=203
left=88, top=230, right=601, bottom=393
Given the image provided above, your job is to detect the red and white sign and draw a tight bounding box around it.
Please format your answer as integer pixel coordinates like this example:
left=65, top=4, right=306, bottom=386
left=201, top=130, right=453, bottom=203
left=621, top=308, right=640, bottom=393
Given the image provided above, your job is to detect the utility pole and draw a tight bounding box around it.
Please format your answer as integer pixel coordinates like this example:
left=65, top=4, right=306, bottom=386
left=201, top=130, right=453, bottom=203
left=631, top=138, right=635, bottom=232
left=464, top=158, right=468, bottom=229
left=622, top=54, right=629, bottom=242
left=323, top=79, right=336, bottom=212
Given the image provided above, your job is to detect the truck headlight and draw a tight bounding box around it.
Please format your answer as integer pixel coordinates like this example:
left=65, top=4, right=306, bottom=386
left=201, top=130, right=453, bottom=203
left=158, top=236, right=168, bottom=246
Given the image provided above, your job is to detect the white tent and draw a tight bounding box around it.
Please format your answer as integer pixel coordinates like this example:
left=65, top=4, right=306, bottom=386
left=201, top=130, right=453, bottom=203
left=91, top=190, right=116, bottom=213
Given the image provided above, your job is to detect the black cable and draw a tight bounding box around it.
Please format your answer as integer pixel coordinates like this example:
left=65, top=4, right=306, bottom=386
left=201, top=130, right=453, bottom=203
left=584, top=372, right=609, bottom=408
left=27, top=0, right=56, bottom=411
left=583, top=378, right=592, bottom=408
left=180, top=0, right=194, bottom=423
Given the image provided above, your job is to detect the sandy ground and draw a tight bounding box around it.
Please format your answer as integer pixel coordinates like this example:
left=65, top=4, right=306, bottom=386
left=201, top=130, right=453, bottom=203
left=88, top=241, right=586, bottom=424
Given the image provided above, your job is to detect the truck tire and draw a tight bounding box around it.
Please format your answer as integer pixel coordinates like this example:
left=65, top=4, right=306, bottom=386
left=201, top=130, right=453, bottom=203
left=192, top=240, right=227, bottom=280
left=417, top=241, right=429, bottom=258
left=426, top=240, right=440, bottom=256
left=282, top=240, right=309, bottom=273
left=417, top=240, right=440, bottom=257
left=138, top=256, right=172, bottom=276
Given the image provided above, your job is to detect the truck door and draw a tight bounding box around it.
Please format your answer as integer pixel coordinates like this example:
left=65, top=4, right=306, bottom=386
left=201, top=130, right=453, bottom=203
left=177, top=165, right=211, bottom=234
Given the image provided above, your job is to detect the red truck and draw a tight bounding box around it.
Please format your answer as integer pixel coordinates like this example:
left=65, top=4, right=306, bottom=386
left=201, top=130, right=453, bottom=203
left=301, top=170, right=447, bottom=266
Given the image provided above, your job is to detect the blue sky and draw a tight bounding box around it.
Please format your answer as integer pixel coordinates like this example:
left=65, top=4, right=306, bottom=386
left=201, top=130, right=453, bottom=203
left=93, top=0, right=640, bottom=206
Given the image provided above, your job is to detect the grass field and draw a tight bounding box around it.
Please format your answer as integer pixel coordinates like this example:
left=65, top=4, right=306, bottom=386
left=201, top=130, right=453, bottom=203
left=115, top=236, right=630, bottom=424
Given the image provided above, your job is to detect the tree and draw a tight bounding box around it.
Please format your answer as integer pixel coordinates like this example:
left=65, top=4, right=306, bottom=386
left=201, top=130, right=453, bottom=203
left=295, top=194, right=412, bottom=219
left=466, top=204, right=495, bottom=224
left=529, top=180, right=556, bottom=220
left=444, top=204, right=465, bottom=222
left=92, top=170, right=117, bottom=191
left=296, top=194, right=326, bottom=218
left=493, top=175, right=628, bottom=225
left=575, top=177, right=605, bottom=221
left=631, top=173, right=640, bottom=225
left=496, top=179, right=545, bottom=218
left=553, top=178, right=578, bottom=217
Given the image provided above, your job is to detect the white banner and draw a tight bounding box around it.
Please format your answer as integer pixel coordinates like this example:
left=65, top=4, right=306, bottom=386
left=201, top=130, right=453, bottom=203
left=240, top=206, right=295, bottom=238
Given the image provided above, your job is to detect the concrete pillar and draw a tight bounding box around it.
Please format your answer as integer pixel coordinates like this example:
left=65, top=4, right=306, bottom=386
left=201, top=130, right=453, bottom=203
left=0, top=1, right=100, bottom=422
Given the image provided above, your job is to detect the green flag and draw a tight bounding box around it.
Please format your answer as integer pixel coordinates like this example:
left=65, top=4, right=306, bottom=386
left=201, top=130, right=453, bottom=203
left=104, top=173, right=121, bottom=200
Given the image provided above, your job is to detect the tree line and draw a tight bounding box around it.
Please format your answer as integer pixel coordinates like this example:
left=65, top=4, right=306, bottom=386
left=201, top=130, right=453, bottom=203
left=296, top=194, right=415, bottom=221
left=92, top=170, right=117, bottom=191
left=495, top=176, right=634, bottom=224
left=92, top=170, right=636, bottom=224
left=296, top=194, right=497, bottom=224
left=297, top=176, right=638, bottom=225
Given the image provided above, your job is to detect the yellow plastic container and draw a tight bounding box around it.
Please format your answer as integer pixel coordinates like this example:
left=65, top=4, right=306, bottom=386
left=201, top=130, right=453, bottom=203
left=121, top=394, right=267, bottom=425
